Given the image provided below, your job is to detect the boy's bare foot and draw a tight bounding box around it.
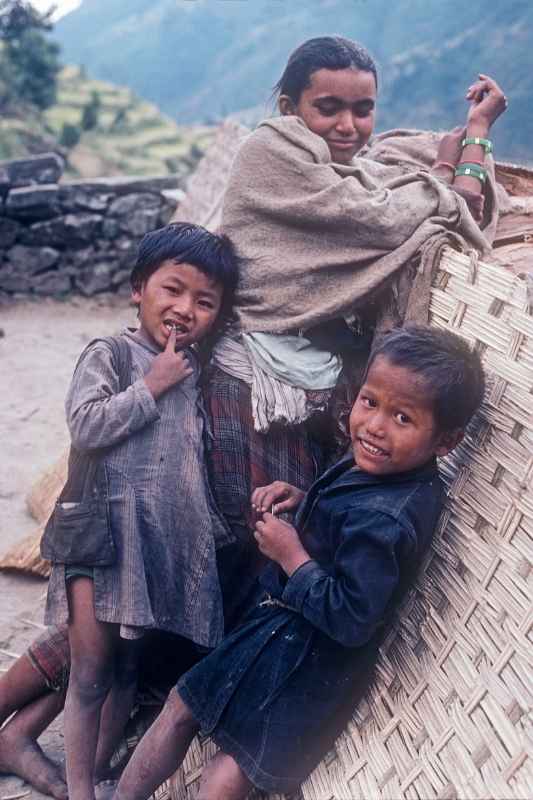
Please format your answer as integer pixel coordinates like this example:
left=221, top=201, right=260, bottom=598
left=0, top=727, right=68, bottom=800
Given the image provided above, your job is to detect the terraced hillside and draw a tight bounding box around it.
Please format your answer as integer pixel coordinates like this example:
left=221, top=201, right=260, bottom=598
left=0, top=64, right=215, bottom=179
left=45, top=65, right=215, bottom=178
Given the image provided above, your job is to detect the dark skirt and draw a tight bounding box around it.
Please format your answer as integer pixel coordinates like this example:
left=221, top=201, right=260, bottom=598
left=204, top=366, right=334, bottom=629
left=177, top=602, right=372, bottom=794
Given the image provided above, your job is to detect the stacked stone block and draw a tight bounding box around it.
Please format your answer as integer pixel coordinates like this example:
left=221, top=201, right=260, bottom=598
left=0, top=153, right=183, bottom=297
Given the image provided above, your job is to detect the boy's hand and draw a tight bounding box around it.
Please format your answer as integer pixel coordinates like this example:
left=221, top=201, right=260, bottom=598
left=251, top=481, right=305, bottom=516
left=466, top=74, right=507, bottom=133
left=144, top=328, right=194, bottom=399
left=254, top=512, right=310, bottom=576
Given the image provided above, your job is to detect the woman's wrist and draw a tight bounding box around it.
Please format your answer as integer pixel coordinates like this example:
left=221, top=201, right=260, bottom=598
left=465, top=122, right=490, bottom=140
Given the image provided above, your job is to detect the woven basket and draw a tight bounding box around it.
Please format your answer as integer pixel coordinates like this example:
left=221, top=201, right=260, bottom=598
left=0, top=523, right=51, bottom=577
left=0, top=451, right=68, bottom=576
left=160, top=250, right=532, bottom=800
left=26, top=450, right=69, bottom=524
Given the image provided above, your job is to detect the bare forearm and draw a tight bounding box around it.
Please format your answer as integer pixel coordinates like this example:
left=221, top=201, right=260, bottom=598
left=453, top=121, right=489, bottom=194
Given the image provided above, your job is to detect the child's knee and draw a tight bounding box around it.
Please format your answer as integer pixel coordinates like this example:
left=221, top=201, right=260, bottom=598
left=197, top=752, right=250, bottom=800
left=69, top=658, right=113, bottom=705
left=160, top=690, right=198, bottom=736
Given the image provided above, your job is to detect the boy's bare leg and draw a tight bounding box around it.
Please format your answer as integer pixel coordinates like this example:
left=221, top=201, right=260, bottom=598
left=196, top=752, right=252, bottom=800
left=0, top=651, right=68, bottom=798
left=64, top=578, right=115, bottom=800
left=0, top=689, right=68, bottom=799
left=94, top=638, right=141, bottom=782
left=0, top=651, right=50, bottom=723
left=115, top=690, right=199, bottom=800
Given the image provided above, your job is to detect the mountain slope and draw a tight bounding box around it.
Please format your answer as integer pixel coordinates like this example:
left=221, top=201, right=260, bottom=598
left=44, top=65, right=214, bottom=178
left=54, top=0, right=533, bottom=161
left=0, top=63, right=214, bottom=178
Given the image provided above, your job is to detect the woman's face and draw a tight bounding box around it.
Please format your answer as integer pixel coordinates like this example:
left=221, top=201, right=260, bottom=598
left=279, top=67, right=376, bottom=165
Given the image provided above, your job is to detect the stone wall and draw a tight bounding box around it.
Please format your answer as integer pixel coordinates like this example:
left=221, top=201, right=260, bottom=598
left=0, top=153, right=183, bottom=297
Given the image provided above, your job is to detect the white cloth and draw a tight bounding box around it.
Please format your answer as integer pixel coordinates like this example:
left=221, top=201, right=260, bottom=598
left=212, top=334, right=334, bottom=432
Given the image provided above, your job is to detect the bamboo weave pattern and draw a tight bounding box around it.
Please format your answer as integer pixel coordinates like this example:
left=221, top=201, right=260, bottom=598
left=166, top=249, right=533, bottom=800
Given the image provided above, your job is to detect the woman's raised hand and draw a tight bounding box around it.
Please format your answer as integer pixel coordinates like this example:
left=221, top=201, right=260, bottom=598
left=466, top=74, right=508, bottom=132
left=251, top=481, right=305, bottom=516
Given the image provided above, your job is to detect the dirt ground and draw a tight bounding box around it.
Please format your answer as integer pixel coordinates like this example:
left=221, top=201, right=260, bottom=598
left=0, top=294, right=136, bottom=798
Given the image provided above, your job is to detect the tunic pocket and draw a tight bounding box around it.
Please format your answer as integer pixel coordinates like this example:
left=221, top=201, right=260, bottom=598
left=41, top=471, right=116, bottom=567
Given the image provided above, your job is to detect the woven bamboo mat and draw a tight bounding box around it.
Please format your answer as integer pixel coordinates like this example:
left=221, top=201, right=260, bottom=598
left=161, top=249, right=532, bottom=800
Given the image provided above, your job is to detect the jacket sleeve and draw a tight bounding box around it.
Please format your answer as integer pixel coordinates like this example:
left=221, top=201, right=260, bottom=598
left=281, top=508, right=415, bottom=647
left=66, top=343, right=159, bottom=452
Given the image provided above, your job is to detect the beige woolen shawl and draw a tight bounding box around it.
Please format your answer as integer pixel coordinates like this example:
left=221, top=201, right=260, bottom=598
left=221, top=116, right=496, bottom=335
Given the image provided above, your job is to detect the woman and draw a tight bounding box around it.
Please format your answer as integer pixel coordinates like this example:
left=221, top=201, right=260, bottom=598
left=208, top=35, right=506, bottom=627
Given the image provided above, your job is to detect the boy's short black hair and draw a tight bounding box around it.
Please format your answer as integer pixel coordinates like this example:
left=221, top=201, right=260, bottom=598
left=367, top=325, right=485, bottom=432
left=130, top=222, right=239, bottom=314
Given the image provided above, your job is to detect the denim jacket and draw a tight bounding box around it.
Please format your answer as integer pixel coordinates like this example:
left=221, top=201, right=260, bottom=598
left=261, top=454, right=445, bottom=647
left=179, top=454, right=446, bottom=792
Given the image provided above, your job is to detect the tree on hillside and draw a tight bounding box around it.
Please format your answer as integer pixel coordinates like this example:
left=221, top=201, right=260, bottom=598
left=81, top=90, right=101, bottom=131
left=60, top=121, right=81, bottom=148
left=0, top=0, right=61, bottom=112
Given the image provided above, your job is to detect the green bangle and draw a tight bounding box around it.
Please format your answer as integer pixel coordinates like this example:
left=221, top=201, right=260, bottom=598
left=461, top=136, right=493, bottom=154
left=455, top=163, right=487, bottom=183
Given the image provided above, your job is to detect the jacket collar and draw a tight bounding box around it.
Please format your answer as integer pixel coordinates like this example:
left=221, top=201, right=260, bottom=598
left=314, top=453, right=439, bottom=492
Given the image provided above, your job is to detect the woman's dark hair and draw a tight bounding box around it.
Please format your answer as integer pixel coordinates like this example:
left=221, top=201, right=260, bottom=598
left=130, top=222, right=239, bottom=316
left=366, top=325, right=485, bottom=432
left=273, top=35, right=378, bottom=104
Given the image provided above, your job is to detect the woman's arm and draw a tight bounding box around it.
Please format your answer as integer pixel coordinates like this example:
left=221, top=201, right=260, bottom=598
left=453, top=74, right=507, bottom=194
left=431, top=126, right=466, bottom=184
left=431, top=76, right=507, bottom=220
left=66, top=343, right=160, bottom=452
left=255, top=509, right=412, bottom=647
left=432, top=128, right=485, bottom=221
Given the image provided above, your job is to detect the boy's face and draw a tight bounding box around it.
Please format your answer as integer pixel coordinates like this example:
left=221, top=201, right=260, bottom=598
left=132, top=260, right=223, bottom=351
left=349, top=355, right=461, bottom=476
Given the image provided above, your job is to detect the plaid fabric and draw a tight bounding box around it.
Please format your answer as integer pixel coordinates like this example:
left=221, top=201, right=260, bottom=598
left=204, top=366, right=339, bottom=630
left=27, top=624, right=70, bottom=692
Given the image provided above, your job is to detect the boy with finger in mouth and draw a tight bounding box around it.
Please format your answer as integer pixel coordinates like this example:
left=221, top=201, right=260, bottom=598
left=42, top=222, right=239, bottom=800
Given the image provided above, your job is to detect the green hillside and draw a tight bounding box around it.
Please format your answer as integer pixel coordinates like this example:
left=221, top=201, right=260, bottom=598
left=0, top=64, right=215, bottom=179
left=47, top=65, right=215, bottom=178
left=54, top=0, right=533, bottom=163
left=0, top=109, right=59, bottom=162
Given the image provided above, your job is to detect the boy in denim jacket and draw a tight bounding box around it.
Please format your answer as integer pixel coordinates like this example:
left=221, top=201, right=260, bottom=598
left=113, top=324, right=485, bottom=799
